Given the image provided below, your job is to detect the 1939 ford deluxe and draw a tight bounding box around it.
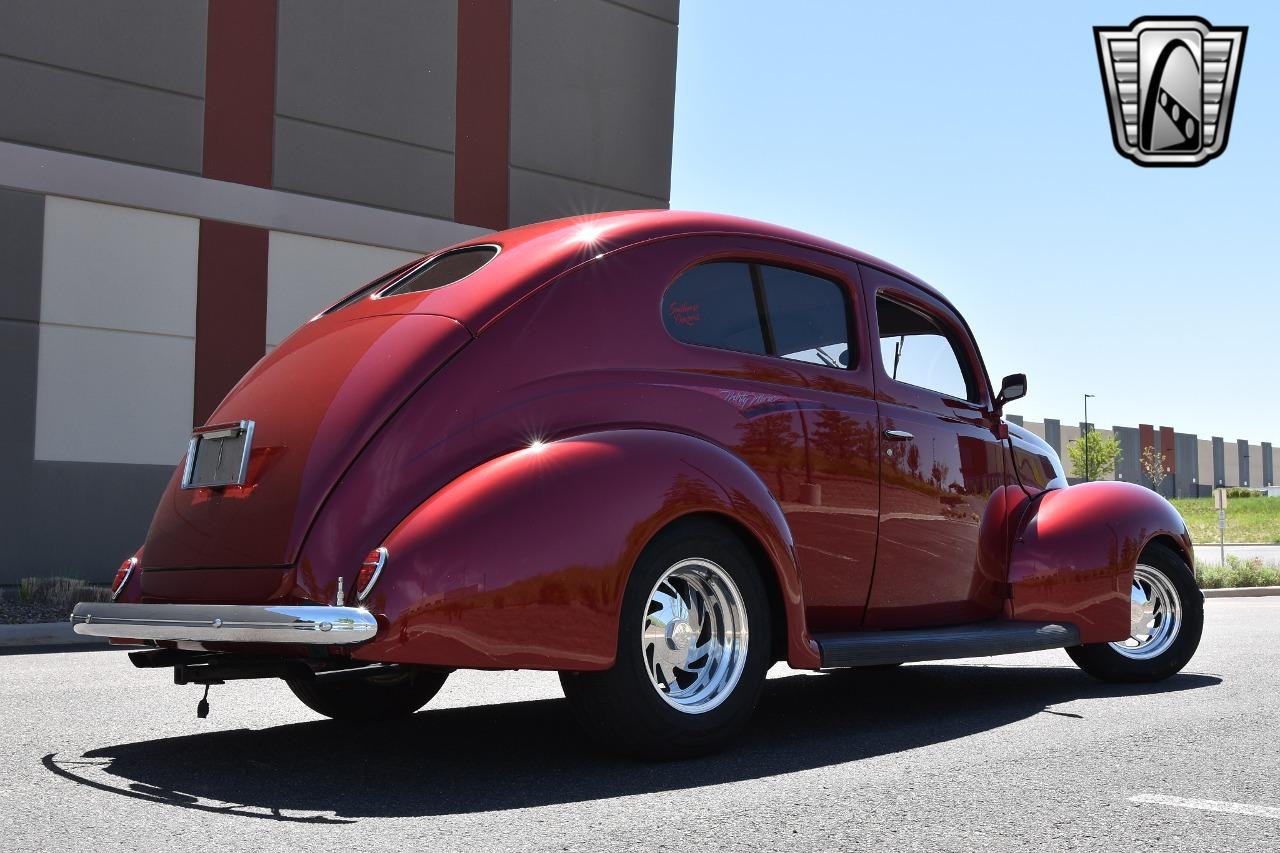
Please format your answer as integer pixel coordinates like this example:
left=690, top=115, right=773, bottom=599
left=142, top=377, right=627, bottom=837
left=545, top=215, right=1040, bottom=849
left=73, top=211, right=1202, bottom=755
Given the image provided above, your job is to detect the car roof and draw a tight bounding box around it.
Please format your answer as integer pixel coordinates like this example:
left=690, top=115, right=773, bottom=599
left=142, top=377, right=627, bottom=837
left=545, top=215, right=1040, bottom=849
left=348, top=210, right=958, bottom=334
left=485, top=209, right=950, bottom=305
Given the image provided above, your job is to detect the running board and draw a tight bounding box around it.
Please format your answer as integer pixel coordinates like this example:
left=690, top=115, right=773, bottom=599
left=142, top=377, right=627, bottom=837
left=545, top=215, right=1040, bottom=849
left=813, top=621, right=1081, bottom=668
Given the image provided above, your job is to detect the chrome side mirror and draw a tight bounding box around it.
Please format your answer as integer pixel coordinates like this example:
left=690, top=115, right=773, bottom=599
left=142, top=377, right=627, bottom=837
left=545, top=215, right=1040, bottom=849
left=996, top=373, right=1027, bottom=409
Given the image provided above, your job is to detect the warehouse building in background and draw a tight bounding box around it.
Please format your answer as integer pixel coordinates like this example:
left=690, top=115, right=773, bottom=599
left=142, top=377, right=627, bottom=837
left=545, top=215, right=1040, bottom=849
left=0, top=0, right=680, bottom=582
left=1006, top=416, right=1278, bottom=498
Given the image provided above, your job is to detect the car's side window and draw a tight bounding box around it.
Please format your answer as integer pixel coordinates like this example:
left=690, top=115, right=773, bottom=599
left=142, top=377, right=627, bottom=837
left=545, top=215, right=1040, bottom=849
left=663, top=260, right=853, bottom=368
left=876, top=294, right=976, bottom=401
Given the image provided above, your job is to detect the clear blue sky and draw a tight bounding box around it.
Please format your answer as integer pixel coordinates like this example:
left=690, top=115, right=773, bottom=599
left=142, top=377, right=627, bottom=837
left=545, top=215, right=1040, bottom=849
left=669, top=1, right=1278, bottom=443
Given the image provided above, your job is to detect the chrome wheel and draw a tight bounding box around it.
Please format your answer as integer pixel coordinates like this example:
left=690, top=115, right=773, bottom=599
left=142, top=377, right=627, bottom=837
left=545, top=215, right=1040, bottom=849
left=642, top=558, right=749, bottom=714
left=1109, top=563, right=1183, bottom=660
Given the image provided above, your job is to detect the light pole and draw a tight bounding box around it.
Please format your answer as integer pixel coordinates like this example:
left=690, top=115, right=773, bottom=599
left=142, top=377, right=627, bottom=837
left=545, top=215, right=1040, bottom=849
left=1084, top=394, right=1095, bottom=482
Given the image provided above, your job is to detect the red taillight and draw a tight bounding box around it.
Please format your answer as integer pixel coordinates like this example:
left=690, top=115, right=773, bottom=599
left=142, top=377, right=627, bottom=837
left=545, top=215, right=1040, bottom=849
left=112, top=556, right=138, bottom=600
left=355, top=547, right=387, bottom=602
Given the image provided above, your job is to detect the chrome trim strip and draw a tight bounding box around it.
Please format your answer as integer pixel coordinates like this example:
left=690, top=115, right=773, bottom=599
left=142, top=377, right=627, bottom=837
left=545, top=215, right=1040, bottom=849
left=69, top=603, right=378, bottom=645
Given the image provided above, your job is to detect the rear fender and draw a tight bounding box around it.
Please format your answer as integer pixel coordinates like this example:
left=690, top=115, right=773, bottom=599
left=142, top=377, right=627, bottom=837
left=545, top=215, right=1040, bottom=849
left=1008, top=481, right=1192, bottom=643
left=351, top=429, right=819, bottom=670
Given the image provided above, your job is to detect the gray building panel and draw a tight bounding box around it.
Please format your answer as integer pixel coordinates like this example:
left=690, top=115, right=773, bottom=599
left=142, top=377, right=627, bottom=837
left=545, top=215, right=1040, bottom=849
left=0, top=187, right=43, bottom=323
left=1238, top=439, right=1251, bottom=487
left=19, top=461, right=174, bottom=581
left=0, top=319, right=39, bottom=575
left=1264, top=442, right=1274, bottom=487
left=510, top=0, right=677, bottom=200
left=1005, top=414, right=1023, bottom=426
left=1043, top=418, right=1061, bottom=461
left=0, top=0, right=207, bottom=96
left=509, top=166, right=666, bottom=227
left=606, top=0, right=679, bottom=23
left=273, top=117, right=454, bottom=218
left=276, top=0, right=457, bottom=152
left=1212, top=437, right=1225, bottom=487
left=0, top=55, right=203, bottom=173
left=1113, top=426, right=1141, bottom=485
left=1174, top=432, right=1197, bottom=498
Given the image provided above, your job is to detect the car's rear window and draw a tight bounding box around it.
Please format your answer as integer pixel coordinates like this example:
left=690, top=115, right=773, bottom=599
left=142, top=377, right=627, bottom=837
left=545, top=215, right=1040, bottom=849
left=378, top=245, right=498, bottom=298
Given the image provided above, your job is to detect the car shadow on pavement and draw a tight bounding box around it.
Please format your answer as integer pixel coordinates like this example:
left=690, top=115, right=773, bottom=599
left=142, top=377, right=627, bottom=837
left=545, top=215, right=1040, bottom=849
left=44, top=664, right=1220, bottom=823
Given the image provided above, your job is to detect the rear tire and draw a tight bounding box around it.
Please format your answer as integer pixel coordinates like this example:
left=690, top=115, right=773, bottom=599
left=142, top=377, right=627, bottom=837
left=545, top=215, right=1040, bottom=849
left=1066, top=542, right=1203, bottom=683
left=287, top=667, right=449, bottom=721
left=560, top=519, right=772, bottom=758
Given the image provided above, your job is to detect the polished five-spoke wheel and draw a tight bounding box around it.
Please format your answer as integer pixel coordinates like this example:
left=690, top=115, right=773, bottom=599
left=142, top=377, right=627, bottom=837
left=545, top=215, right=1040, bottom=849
left=560, top=519, right=771, bottom=757
left=1067, top=542, right=1203, bottom=683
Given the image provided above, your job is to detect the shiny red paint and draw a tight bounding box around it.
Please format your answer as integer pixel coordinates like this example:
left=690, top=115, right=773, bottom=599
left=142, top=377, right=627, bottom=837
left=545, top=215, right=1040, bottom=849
left=1007, top=480, right=1192, bottom=643
left=143, top=314, right=471, bottom=572
left=353, top=429, right=816, bottom=670
left=858, top=265, right=1012, bottom=629
left=130, top=210, right=1192, bottom=671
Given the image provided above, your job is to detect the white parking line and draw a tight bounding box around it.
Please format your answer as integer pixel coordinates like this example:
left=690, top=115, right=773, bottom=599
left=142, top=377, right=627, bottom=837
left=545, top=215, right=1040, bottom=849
left=1131, top=794, right=1280, bottom=820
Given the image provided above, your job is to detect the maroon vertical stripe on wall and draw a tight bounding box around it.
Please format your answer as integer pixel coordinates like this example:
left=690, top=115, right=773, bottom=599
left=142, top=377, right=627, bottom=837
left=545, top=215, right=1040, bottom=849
left=194, top=222, right=269, bottom=423
left=1138, top=424, right=1155, bottom=453
left=1160, top=425, right=1176, bottom=475
left=455, top=0, right=512, bottom=229
left=203, top=0, right=278, bottom=186
left=195, top=1, right=278, bottom=424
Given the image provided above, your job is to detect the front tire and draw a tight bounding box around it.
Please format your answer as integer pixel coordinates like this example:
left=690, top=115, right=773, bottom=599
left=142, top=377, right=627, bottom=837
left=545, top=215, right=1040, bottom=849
left=287, top=666, right=449, bottom=721
left=1066, top=542, right=1203, bottom=683
left=560, top=519, right=772, bottom=757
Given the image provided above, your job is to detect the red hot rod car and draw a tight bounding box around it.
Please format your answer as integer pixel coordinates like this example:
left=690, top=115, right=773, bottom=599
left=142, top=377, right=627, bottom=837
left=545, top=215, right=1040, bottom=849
left=73, top=211, right=1202, bottom=755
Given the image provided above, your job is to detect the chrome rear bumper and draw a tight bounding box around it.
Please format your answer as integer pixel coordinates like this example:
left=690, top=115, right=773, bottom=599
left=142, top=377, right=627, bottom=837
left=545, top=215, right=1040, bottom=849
left=69, top=602, right=377, bottom=645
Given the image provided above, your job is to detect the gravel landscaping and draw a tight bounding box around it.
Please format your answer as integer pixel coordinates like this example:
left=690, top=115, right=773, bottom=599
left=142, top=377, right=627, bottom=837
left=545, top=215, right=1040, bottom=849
left=0, top=579, right=112, bottom=625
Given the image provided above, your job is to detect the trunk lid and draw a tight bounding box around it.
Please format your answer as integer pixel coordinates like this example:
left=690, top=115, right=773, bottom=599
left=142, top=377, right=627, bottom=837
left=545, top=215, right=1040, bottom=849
left=141, top=312, right=471, bottom=575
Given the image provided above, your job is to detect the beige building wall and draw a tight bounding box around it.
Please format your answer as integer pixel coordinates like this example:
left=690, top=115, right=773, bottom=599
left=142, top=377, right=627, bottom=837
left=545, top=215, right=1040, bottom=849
left=1224, top=448, right=1240, bottom=488
left=1198, top=439, right=1215, bottom=489
left=1248, top=445, right=1264, bottom=488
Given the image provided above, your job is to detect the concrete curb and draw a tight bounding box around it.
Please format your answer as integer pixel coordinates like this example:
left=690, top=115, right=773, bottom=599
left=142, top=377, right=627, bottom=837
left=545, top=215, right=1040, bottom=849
left=0, top=621, right=110, bottom=649
left=1203, top=586, right=1280, bottom=598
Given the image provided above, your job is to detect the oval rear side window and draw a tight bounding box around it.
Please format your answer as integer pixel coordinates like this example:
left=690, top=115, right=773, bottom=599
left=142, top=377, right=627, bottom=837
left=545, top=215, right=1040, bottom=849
left=379, top=245, right=498, bottom=298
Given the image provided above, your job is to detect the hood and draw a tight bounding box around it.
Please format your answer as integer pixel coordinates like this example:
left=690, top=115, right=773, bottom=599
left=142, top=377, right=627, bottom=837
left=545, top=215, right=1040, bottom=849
left=141, top=312, right=471, bottom=571
left=1007, top=421, right=1069, bottom=493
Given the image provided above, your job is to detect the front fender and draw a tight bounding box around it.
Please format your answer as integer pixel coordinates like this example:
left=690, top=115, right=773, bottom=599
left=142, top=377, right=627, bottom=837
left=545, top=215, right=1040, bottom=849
left=1008, top=481, right=1192, bottom=643
left=351, top=429, right=818, bottom=670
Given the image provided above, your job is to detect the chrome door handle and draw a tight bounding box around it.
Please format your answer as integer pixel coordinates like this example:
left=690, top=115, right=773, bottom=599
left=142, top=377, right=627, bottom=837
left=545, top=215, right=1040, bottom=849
left=883, top=429, right=914, bottom=441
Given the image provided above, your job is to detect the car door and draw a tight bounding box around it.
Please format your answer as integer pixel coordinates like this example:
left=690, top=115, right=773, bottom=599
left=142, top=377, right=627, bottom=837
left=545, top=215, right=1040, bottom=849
left=751, top=259, right=881, bottom=632
left=658, top=245, right=880, bottom=632
left=859, top=265, right=1009, bottom=628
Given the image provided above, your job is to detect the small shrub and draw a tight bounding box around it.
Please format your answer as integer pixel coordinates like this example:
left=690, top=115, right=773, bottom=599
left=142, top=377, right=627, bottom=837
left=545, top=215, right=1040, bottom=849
left=1197, top=556, right=1280, bottom=589
left=1226, top=487, right=1265, bottom=499
left=16, top=577, right=113, bottom=611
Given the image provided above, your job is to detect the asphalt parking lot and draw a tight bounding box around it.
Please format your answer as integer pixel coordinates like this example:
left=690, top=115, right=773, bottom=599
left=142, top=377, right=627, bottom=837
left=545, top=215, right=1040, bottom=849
left=2, top=598, right=1277, bottom=852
